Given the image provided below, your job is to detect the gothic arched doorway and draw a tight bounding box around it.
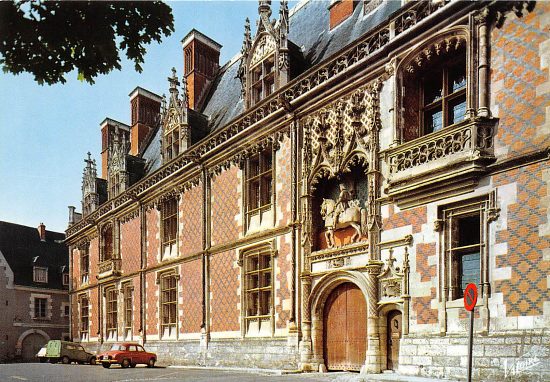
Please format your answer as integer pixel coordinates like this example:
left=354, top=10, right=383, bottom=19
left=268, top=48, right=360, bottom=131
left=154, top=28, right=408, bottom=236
left=323, top=282, right=367, bottom=371
left=21, top=332, right=47, bottom=362
left=387, top=310, right=402, bottom=370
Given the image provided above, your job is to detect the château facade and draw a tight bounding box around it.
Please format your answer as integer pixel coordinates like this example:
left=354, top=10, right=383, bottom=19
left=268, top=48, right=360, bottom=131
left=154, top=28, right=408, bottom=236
left=66, top=1, right=550, bottom=380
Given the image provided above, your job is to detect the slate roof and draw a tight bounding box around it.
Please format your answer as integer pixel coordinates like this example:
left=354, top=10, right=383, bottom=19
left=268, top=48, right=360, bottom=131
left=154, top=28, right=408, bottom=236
left=0, top=221, right=68, bottom=290
left=140, top=0, right=401, bottom=174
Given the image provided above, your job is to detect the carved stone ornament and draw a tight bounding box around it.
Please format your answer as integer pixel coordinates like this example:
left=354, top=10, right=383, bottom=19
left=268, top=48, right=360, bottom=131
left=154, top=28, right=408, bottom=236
left=378, top=249, right=405, bottom=299
left=304, top=81, right=382, bottom=189
left=327, top=256, right=351, bottom=269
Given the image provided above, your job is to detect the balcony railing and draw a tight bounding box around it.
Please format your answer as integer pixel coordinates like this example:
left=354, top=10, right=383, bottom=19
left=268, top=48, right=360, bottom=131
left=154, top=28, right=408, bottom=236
left=98, top=259, right=121, bottom=279
left=385, top=118, right=497, bottom=208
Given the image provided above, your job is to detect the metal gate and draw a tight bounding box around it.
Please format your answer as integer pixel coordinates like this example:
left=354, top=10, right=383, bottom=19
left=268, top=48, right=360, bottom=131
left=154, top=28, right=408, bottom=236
left=323, top=282, right=367, bottom=371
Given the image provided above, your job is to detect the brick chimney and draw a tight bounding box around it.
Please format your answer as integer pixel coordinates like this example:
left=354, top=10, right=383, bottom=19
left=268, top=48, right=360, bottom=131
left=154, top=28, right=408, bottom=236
left=38, top=223, right=46, bottom=241
left=129, top=87, right=162, bottom=156
left=100, top=118, right=130, bottom=179
left=329, top=0, right=356, bottom=30
left=182, top=29, right=222, bottom=110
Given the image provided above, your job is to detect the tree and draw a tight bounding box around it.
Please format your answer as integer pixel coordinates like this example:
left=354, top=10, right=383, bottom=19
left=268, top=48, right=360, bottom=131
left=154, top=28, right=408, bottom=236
left=0, top=1, right=174, bottom=85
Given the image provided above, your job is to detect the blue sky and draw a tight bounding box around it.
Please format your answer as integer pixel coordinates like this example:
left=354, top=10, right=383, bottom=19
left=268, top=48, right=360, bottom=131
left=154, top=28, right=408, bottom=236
left=0, top=1, right=295, bottom=233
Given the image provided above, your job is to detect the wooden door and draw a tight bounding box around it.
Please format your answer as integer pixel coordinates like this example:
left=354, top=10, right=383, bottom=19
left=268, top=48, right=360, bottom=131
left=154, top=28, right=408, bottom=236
left=387, top=310, right=402, bottom=370
left=323, top=283, right=367, bottom=371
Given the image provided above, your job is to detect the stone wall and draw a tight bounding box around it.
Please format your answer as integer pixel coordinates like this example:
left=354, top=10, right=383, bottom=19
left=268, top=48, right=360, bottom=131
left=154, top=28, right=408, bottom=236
left=399, top=331, right=550, bottom=381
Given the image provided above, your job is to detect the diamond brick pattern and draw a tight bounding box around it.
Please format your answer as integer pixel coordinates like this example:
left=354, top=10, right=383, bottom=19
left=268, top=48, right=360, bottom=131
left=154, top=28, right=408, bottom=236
left=416, top=243, right=436, bottom=283
left=276, top=234, right=291, bottom=328
left=145, top=272, right=159, bottom=335
left=210, top=250, right=240, bottom=332
left=179, top=185, right=203, bottom=257
left=491, top=3, right=550, bottom=156
left=147, top=209, right=160, bottom=267
left=493, top=163, right=550, bottom=316
left=383, top=205, right=427, bottom=234
left=181, top=259, right=202, bottom=333
left=89, top=288, right=98, bottom=337
left=121, top=217, right=141, bottom=274
left=276, top=137, right=292, bottom=226
left=131, top=275, right=141, bottom=333
left=73, top=248, right=81, bottom=289
left=211, top=166, right=240, bottom=246
left=413, top=289, right=437, bottom=325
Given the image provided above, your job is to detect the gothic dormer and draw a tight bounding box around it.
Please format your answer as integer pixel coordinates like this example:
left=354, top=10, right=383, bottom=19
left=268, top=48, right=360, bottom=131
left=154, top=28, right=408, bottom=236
left=82, top=152, right=99, bottom=216
left=239, top=0, right=290, bottom=109
left=107, top=127, right=130, bottom=199
left=162, top=68, right=190, bottom=163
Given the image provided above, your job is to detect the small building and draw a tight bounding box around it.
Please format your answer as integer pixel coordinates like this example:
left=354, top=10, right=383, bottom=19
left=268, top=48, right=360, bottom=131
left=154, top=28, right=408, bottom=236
left=0, top=222, right=70, bottom=362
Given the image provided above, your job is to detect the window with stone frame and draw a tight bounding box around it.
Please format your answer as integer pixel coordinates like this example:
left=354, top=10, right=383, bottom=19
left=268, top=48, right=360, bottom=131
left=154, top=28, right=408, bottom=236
left=123, top=284, right=133, bottom=339
left=160, top=272, right=178, bottom=339
left=161, top=197, right=178, bottom=259
left=250, top=53, right=275, bottom=106
left=401, top=36, right=467, bottom=142
left=105, top=287, right=118, bottom=340
left=245, top=147, right=273, bottom=227
left=33, top=266, right=48, bottom=283
left=63, top=273, right=70, bottom=286
left=80, top=244, right=90, bottom=284
left=101, top=224, right=113, bottom=261
left=243, top=245, right=273, bottom=334
left=80, top=296, right=89, bottom=340
left=34, top=297, right=47, bottom=319
left=440, top=196, right=492, bottom=301
left=164, top=124, right=180, bottom=161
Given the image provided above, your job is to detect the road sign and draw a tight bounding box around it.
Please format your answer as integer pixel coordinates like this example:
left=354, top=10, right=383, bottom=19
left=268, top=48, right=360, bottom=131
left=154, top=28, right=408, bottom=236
left=464, top=283, right=478, bottom=312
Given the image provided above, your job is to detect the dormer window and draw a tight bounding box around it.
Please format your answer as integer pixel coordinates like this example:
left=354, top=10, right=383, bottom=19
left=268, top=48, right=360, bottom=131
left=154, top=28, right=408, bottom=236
left=251, top=54, right=275, bottom=106
left=33, top=266, right=48, bottom=283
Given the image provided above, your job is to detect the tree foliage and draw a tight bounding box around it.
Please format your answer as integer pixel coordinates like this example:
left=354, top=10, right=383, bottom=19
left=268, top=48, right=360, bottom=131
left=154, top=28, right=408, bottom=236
left=0, top=1, right=174, bottom=85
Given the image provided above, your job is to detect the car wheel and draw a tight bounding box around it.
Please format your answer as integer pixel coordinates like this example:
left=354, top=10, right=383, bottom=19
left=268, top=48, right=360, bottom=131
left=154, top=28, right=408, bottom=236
left=130, top=363, right=136, bottom=368
left=62, top=356, right=70, bottom=364
left=121, top=358, right=130, bottom=368
left=89, top=356, right=96, bottom=365
left=102, top=362, right=111, bottom=369
left=147, top=358, right=155, bottom=368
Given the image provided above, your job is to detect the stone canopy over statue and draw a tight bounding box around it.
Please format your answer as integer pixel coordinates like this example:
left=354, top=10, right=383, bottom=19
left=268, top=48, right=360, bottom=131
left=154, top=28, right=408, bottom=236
left=320, top=181, right=367, bottom=248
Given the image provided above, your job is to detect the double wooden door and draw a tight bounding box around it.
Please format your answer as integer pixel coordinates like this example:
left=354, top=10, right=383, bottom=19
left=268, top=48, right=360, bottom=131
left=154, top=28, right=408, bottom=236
left=323, top=283, right=367, bottom=371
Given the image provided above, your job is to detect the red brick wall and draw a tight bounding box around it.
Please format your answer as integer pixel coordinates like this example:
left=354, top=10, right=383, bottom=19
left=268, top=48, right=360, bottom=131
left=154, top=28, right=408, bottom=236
left=491, top=2, right=550, bottom=157
left=493, top=162, right=550, bottom=316
left=211, top=166, right=240, bottom=247
left=89, top=287, right=98, bottom=338
left=120, top=217, right=141, bottom=274
left=146, top=208, right=160, bottom=267
left=382, top=205, right=427, bottom=234
left=132, top=275, right=141, bottom=334
left=276, top=137, right=292, bottom=227
left=89, top=237, right=99, bottom=285
left=329, top=0, right=355, bottom=30
left=181, top=260, right=202, bottom=334
left=210, top=250, right=240, bottom=332
left=72, top=248, right=80, bottom=289
left=414, top=243, right=438, bottom=324
left=180, top=185, right=203, bottom=257
left=276, top=233, right=292, bottom=328
left=145, top=272, right=159, bottom=336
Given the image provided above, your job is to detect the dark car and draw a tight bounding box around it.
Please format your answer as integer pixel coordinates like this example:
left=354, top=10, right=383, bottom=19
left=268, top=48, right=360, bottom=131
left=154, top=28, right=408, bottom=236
left=39, top=340, right=96, bottom=365
left=97, top=343, right=156, bottom=368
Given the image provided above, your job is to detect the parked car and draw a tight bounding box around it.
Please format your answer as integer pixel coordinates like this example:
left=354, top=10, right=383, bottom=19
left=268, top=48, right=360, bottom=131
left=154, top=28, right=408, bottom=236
left=38, top=340, right=96, bottom=365
left=97, top=343, right=156, bottom=368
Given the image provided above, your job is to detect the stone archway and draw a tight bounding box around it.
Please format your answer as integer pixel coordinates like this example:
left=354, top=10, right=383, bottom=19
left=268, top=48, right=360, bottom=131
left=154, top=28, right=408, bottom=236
left=16, top=329, right=50, bottom=361
left=308, top=270, right=371, bottom=372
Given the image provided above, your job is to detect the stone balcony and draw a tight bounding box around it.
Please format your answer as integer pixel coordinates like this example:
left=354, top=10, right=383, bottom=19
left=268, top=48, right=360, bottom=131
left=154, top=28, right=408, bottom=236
left=98, top=258, right=121, bottom=279
left=385, top=117, right=497, bottom=208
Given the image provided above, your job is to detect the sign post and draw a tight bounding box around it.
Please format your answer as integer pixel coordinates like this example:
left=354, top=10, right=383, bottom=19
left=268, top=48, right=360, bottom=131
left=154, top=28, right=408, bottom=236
left=464, top=283, right=478, bottom=382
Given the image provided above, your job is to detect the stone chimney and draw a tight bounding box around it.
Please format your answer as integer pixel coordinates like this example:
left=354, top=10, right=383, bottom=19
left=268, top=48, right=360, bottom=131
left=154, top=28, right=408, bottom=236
left=182, top=29, right=222, bottom=110
left=100, top=118, right=130, bottom=179
left=38, top=223, right=46, bottom=241
left=129, top=87, right=162, bottom=156
left=329, top=0, right=356, bottom=30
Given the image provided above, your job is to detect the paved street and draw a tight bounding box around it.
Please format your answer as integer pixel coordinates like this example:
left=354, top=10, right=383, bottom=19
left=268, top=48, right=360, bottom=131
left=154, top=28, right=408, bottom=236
left=0, top=363, right=456, bottom=382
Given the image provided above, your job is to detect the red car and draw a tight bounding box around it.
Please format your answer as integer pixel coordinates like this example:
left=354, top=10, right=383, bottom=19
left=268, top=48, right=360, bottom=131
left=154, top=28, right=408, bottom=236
left=98, top=343, right=156, bottom=368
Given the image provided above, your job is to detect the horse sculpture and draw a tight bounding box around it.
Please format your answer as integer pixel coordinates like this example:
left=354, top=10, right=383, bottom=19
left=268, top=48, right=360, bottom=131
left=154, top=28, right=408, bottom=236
left=320, top=198, right=367, bottom=248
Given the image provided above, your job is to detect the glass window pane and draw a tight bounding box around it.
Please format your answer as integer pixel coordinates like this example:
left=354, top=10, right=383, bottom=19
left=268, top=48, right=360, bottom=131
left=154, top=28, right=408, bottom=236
left=449, top=61, right=466, bottom=93
left=423, top=71, right=443, bottom=104
left=448, top=96, right=467, bottom=125
left=460, top=252, right=480, bottom=291
left=424, top=107, right=443, bottom=134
